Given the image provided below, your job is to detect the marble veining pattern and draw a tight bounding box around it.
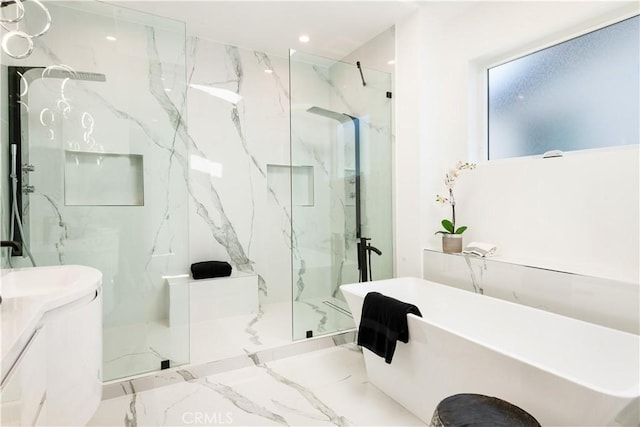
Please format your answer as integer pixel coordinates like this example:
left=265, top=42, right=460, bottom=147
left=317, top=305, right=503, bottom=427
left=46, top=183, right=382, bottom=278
left=33, top=189, right=68, bottom=265
left=263, top=366, right=349, bottom=426
left=9, top=7, right=192, bottom=380
left=18, top=38, right=179, bottom=271
left=289, top=50, right=394, bottom=324
left=186, top=38, right=277, bottom=298
left=311, top=65, right=354, bottom=113
left=90, top=345, right=424, bottom=427
left=102, top=328, right=356, bottom=400
left=423, top=249, right=640, bottom=334
left=254, top=51, right=289, bottom=112
left=245, top=306, right=265, bottom=346
left=151, top=35, right=271, bottom=301
left=227, top=45, right=306, bottom=300
left=463, top=256, right=485, bottom=294
left=199, top=378, right=289, bottom=425
left=225, top=46, right=258, bottom=263
left=184, top=37, right=335, bottom=349
left=144, top=27, right=189, bottom=274
left=270, top=399, right=329, bottom=423
left=300, top=301, right=329, bottom=333
left=124, top=382, right=138, bottom=427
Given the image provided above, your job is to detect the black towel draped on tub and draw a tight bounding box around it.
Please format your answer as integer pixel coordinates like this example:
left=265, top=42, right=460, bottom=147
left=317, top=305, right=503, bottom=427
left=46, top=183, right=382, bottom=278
left=357, top=291, right=422, bottom=363
left=190, top=261, right=232, bottom=279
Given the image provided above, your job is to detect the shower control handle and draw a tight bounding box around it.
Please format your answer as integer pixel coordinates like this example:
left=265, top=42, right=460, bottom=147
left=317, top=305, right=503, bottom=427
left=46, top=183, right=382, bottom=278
left=23, top=185, right=35, bottom=194
left=22, top=164, right=35, bottom=172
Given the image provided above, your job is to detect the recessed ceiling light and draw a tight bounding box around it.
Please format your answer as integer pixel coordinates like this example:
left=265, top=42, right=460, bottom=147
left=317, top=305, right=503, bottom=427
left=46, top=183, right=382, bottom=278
left=164, top=88, right=172, bottom=92
left=264, top=69, right=273, bottom=74
left=106, top=36, right=117, bottom=42
left=387, top=59, right=396, bottom=65
left=298, top=35, right=310, bottom=43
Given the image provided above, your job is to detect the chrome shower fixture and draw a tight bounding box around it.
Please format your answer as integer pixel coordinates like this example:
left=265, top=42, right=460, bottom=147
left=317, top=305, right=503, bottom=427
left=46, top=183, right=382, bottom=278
left=306, top=105, right=380, bottom=282
left=6, top=65, right=107, bottom=258
left=306, top=106, right=352, bottom=123
left=41, top=68, right=107, bottom=82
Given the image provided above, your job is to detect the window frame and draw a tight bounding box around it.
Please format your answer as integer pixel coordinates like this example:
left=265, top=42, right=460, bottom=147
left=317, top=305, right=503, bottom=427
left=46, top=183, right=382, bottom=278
left=475, top=11, right=640, bottom=162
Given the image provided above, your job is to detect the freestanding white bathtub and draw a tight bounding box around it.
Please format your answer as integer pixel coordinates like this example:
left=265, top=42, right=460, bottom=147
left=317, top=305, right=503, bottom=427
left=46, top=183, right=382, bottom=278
left=341, top=277, right=640, bottom=426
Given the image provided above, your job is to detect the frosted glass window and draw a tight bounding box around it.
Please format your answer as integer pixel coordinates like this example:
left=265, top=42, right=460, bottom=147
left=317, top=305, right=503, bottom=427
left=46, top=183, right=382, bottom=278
left=488, top=15, right=639, bottom=160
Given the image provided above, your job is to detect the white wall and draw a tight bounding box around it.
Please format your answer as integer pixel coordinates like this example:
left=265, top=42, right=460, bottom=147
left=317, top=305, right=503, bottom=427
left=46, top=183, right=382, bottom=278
left=394, top=12, right=425, bottom=278
left=396, top=1, right=639, bottom=282
left=340, top=26, right=396, bottom=74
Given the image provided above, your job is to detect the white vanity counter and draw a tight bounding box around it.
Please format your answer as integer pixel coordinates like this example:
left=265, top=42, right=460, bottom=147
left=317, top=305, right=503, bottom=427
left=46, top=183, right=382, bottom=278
left=1, top=265, right=101, bottom=373
left=1, top=265, right=103, bottom=426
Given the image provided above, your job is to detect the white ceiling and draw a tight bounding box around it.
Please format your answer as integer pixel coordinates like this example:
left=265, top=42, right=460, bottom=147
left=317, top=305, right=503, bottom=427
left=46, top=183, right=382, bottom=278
left=110, top=1, right=418, bottom=60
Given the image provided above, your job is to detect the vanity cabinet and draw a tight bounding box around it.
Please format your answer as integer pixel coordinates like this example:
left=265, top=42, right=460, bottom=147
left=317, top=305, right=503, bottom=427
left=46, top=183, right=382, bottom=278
left=1, top=327, right=47, bottom=426
left=41, top=290, right=102, bottom=425
left=1, top=288, right=102, bottom=426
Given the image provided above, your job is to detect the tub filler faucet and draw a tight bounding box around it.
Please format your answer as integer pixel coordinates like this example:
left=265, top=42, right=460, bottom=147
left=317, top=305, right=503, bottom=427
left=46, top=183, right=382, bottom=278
left=1, top=240, right=22, bottom=252
left=358, top=237, right=382, bottom=282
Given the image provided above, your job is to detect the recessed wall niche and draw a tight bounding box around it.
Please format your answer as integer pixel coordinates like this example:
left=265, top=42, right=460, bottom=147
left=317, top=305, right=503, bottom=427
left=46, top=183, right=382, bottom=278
left=64, top=150, right=144, bottom=206
left=267, top=164, right=314, bottom=206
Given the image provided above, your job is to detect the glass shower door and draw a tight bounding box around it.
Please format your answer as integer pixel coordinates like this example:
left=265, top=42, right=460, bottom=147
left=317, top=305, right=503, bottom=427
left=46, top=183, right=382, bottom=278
left=289, top=51, right=393, bottom=340
left=4, top=2, right=189, bottom=380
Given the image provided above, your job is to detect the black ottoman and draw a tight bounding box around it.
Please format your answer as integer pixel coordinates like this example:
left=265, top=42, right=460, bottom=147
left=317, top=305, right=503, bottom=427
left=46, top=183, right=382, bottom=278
left=430, top=394, right=541, bottom=427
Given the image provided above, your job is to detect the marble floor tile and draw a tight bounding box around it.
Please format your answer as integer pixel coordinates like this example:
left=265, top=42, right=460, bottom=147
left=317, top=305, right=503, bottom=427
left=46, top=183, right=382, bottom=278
left=293, top=297, right=355, bottom=340
left=104, top=295, right=357, bottom=382
left=190, top=301, right=292, bottom=365
left=89, top=345, right=423, bottom=426
left=103, top=320, right=190, bottom=381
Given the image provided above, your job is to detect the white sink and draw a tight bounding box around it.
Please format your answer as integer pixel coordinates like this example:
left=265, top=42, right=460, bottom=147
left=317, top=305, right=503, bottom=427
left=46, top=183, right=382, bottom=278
left=1, top=265, right=102, bottom=369
left=1, top=264, right=101, bottom=299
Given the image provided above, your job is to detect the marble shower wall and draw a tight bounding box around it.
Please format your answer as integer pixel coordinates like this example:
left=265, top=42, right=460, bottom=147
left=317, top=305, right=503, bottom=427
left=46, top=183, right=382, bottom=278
left=327, top=59, right=393, bottom=291
left=289, top=53, right=394, bottom=306
left=186, top=37, right=293, bottom=306
left=2, top=5, right=392, bottom=322
left=185, top=40, right=393, bottom=311
left=422, top=249, right=640, bottom=335
left=289, top=59, right=336, bottom=303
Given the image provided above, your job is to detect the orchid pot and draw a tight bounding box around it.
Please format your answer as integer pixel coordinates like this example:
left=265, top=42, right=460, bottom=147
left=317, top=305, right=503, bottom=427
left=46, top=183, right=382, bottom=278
left=441, top=233, right=463, bottom=254
left=435, top=161, right=475, bottom=254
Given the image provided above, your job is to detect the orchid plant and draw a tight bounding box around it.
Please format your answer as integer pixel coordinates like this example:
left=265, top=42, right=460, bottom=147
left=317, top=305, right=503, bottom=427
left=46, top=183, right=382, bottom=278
left=435, top=161, right=476, bottom=235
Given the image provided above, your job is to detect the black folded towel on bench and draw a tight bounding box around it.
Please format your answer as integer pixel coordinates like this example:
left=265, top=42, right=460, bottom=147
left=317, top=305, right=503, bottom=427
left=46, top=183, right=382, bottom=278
left=357, top=291, right=422, bottom=364
left=190, top=261, right=232, bottom=279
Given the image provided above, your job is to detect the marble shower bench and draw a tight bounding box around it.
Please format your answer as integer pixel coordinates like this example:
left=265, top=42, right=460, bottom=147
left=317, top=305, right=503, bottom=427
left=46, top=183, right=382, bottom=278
left=166, top=272, right=258, bottom=327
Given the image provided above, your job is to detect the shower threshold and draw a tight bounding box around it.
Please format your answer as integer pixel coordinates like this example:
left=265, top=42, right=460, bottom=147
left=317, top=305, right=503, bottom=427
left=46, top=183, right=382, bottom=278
left=101, top=329, right=356, bottom=399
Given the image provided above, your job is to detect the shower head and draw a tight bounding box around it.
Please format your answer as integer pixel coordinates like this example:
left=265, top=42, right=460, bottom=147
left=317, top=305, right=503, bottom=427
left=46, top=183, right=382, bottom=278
left=306, top=106, right=353, bottom=123
left=16, top=66, right=107, bottom=85
left=40, top=69, right=107, bottom=82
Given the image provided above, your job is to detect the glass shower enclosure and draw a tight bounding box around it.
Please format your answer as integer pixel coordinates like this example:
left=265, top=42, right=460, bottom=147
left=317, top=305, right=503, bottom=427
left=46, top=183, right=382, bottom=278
left=1, top=2, right=189, bottom=380
left=289, top=51, right=393, bottom=340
